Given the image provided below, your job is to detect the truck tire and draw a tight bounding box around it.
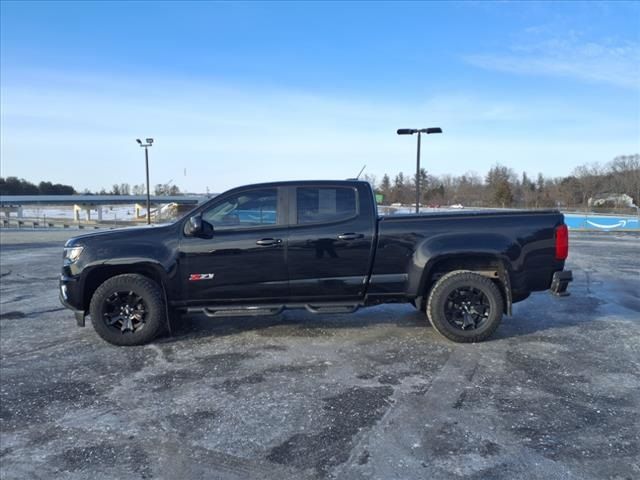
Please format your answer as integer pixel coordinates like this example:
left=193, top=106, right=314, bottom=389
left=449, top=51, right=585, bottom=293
left=89, top=274, right=166, bottom=346
left=426, top=270, right=503, bottom=343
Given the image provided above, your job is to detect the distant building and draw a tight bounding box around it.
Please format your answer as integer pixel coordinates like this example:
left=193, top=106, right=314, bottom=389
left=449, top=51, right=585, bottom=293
left=588, top=193, right=635, bottom=208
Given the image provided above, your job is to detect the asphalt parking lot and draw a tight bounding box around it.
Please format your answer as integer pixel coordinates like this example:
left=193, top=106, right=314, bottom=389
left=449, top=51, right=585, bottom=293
left=1, top=229, right=639, bottom=480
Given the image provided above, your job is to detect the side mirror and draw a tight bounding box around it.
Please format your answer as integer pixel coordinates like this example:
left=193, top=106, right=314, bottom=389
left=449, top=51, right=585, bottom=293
left=184, top=215, right=203, bottom=236
left=184, top=214, right=214, bottom=238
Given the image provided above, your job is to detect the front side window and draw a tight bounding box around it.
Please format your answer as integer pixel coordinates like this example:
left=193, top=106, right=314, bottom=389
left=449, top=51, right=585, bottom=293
left=202, top=188, right=278, bottom=229
left=297, top=187, right=357, bottom=224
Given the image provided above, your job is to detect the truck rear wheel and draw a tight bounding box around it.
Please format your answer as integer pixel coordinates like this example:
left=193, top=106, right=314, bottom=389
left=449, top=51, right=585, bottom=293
left=426, top=270, right=503, bottom=343
left=89, top=274, right=166, bottom=346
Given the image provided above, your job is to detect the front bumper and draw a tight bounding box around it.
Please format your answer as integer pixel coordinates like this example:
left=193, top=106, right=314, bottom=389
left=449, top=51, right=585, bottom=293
left=59, top=276, right=86, bottom=326
left=550, top=270, right=572, bottom=296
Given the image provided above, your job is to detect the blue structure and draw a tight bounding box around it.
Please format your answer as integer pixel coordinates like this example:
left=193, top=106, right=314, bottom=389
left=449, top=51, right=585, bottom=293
left=564, top=213, right=639, bottom=231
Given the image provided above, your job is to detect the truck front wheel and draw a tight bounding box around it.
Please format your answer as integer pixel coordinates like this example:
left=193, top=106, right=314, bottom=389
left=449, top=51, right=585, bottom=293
left=89, top=274, right=166, bottom=346
left=426, top=270, right=503, bottom=343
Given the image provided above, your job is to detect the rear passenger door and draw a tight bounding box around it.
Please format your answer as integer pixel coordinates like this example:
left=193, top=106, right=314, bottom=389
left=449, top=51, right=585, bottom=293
left=286, top=184, right=376, bottom=300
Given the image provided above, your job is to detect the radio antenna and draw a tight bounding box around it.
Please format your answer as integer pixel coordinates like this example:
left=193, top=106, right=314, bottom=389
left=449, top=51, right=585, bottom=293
left=356, top=165, right=366, bottom=179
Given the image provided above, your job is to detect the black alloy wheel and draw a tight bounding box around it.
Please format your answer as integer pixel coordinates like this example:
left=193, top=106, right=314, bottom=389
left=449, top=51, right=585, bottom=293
left=102, top=290, right=148, bottom=333
left=443, top=286, right=491, bottom=331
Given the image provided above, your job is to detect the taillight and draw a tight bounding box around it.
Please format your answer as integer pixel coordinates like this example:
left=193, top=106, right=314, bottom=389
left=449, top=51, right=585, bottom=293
left=555, top=224, right=568, bottom=260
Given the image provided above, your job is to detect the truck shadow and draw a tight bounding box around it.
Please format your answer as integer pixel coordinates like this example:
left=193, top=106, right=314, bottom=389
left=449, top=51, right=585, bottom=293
left=161, top=304, right=429, bottom=343
left=158, top=290, right=617, bottom=344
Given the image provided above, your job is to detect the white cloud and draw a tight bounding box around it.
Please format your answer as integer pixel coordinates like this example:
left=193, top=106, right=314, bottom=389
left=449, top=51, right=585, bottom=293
left=465, top=36, right=640, bottom=89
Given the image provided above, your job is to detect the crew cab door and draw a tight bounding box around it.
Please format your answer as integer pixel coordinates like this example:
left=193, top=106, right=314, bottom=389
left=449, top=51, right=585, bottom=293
left=179, top=187, right=288, bottom=304
left=286, top=184, right=376, bottom=300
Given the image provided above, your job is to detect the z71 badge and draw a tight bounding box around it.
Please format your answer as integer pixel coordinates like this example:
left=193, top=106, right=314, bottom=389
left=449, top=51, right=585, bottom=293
left=188, top=273, right=215, bottom=281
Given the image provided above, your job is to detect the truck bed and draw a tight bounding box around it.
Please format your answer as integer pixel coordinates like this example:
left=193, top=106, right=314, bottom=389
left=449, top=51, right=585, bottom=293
left=378, top=208, right=561, bottom=220
left=369, top=209, right=565, bottom=301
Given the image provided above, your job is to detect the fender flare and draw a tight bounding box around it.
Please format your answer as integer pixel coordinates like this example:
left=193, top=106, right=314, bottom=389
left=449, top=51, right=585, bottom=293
left=410, top=233, right=518, bottom=315
left=80, top=259, right=176, bottom=311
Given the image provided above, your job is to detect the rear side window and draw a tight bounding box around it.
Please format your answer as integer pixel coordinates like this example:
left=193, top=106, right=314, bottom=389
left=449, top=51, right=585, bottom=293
left=297, top=187, right=357, bottom=224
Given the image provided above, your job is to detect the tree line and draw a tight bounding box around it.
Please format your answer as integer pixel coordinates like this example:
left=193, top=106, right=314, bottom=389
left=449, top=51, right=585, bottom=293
left=0, top=177, right=76, bottom=195
left=94, top=183, right=181, bottom=196
left=365, top=154, right=639, bottom=210
left=0, top=178, right=181, bottom=196
left=2, top=154, right=637, bottom=209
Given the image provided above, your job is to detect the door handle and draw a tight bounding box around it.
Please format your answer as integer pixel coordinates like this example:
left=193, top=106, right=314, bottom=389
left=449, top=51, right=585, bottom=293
left=256, top=238, right=282, bottom=246
left=337, top=233, right=364, bottom=241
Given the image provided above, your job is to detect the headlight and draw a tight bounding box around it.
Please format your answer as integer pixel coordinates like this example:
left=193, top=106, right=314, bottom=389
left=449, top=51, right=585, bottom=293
left=63, top=246, right=84, bottom=263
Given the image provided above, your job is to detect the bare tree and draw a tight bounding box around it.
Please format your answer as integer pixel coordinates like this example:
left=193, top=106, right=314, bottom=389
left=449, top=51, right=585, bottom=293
left=132, top=184, right=146, bottom=195
left=154, top=183, right=181, bottom=196
left=573, top=163, right=603, bottom=208
left=362, top=174, right=377, bottom=191
left=608, top=154, right=640, bottom=205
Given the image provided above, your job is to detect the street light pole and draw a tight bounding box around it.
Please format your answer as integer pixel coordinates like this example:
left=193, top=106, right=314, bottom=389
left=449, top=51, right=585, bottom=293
left=415, top=132, right=421, bottom=214
left=144, top=146, right=151, bottom=225
left=397, top=127, right=442, bottom=214
left=136, top=138, right=154, bottom=225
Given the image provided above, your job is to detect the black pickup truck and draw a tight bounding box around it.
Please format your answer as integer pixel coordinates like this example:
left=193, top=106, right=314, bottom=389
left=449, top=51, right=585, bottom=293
left=60, top=180, right=572, bottom=346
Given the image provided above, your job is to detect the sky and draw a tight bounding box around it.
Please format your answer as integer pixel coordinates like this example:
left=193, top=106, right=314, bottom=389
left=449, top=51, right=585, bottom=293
left=1, top=1, right=639, bottom=193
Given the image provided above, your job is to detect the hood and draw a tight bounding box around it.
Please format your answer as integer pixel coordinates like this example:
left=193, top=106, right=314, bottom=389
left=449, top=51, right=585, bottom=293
left=64, top=223, right=175, bottom=247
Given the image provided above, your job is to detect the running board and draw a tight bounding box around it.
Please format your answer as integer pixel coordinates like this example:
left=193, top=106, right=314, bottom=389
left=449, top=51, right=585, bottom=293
left=187, top=303, right=361, bottom=318
left=305, top=304, right=359, bottom=314
left=201, top=306, right=284, bottom=317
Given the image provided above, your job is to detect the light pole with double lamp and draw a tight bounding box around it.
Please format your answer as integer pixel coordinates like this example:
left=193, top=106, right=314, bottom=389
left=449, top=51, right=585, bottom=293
left=136, top=138, right=154, bottom=225
left=397, top=127, right=442, bottom=213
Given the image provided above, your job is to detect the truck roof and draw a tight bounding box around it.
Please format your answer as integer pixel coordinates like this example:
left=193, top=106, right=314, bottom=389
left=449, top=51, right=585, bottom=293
left=225, top=179, right=370, bottom=190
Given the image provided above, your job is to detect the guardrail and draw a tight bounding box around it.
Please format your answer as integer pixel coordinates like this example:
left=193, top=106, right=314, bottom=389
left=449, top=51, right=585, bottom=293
left=0, top=218, right=145, bottom=230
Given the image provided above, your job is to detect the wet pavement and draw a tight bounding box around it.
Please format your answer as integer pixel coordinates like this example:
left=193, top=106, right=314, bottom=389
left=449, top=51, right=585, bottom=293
left=1, top=230, right=638, bottom=479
